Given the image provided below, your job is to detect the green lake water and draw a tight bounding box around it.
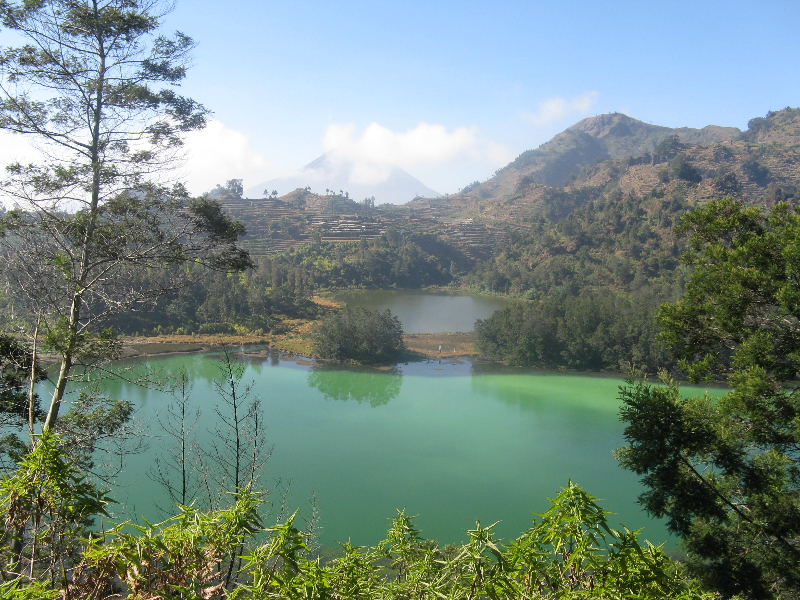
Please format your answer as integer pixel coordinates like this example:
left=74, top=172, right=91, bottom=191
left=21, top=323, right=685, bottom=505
left=85, top=351, right=723, bottom=551
left=328, top=289, right=515, bottom=333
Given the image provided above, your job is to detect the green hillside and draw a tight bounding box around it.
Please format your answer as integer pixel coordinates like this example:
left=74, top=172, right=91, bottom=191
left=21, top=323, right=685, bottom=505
left=410, top=107, right=799, bottom=226
left=457, top=108, right=800, bottom=371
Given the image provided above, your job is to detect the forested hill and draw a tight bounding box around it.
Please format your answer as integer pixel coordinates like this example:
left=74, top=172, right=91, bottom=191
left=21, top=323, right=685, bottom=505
left=463, top=108, right=800, bottom=372
left=409, top=107, right=800, bottom=225
left=471, top=112, right=740, bottom=192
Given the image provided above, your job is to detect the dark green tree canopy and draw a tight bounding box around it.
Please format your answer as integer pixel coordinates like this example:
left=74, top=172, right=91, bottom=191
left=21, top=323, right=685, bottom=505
left=617, top=197, right=800, bottom=599
left=658, top=197, right=800, bottom=383
left=312, top=307, right=404, bottom=364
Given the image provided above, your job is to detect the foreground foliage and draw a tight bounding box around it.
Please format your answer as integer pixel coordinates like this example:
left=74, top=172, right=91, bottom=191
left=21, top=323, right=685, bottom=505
left=0, top=438, right=708, bottom=598
left=0, top=433, right=112, bottom=589
left=617, top=198, right=800, bottom=599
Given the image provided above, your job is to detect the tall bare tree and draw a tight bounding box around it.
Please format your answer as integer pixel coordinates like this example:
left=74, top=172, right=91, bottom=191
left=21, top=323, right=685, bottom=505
left=148, top=369, right=202, bottom=508
left=205, top=349, right=270, bottom=508
left=0, top=0, right=251, bottom=436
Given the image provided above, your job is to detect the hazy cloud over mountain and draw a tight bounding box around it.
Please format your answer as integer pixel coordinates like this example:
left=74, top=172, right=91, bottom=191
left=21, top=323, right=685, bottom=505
left=180, top=120, right=509, bottom=197
left=321, top=121, right=513, bottom=189
left=182, top=120, right=274, bottom=195
left=245, top=154, right=440, bottom=204
left=323, top=122, right=475, bottom=172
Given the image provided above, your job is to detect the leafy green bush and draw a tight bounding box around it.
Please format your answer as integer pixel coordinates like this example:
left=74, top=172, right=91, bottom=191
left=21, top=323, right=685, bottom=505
left=312, top=307, right=404, bottom=364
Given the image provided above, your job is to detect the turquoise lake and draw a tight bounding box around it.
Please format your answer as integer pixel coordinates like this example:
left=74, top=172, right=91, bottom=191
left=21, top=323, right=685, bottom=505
left=85, top=350, right=723, bottom=551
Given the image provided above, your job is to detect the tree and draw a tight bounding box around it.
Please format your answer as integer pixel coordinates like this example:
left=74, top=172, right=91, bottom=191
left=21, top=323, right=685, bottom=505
left=742, top=156, right=770, bottom=186
left=312, top=307, right=404, bottom=364
left=147, top=370, right=201, bottom=509
left=653, top=134, right=684, bottom=163
left=0, top=0, right=252, bottom=434
left=0, top=335, right=45, bottom=469
left=224, top=178, right=243, bottom=199
left=713, top=168, right=740, bottom=195
left=204, top=349, right=268, bottom=510
left=670, top=153, right=702, bottom=183
left=616, top=197, right=800, bottom=599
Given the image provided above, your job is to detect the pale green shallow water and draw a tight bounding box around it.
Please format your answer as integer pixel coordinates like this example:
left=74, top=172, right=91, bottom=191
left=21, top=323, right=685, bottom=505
left=83, top=351, right=724, bottom=550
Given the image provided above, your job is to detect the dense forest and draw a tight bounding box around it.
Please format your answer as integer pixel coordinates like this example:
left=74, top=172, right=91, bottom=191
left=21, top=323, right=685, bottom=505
left=89, top=227, right=471, bottom=336
left=469, top=184, right=691, bottom=371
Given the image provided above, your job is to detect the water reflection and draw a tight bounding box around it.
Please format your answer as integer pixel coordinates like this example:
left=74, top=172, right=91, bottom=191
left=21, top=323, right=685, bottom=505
left=307, top=365, right=403, bottom=406
left=470, top=372, right=624, bottom=418
left=269, top=347, right=280, bottom=366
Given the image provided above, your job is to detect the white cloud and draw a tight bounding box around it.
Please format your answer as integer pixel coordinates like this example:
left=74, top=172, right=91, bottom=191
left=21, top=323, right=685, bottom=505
left=0, top=130, right=44, bottom=168
left=181, top=120, right=273, bottom=195
left=521, top=91, right=600, bottom=128
left=321, top=121, right=512, bottom=186
left=0, top=123, right=274, bottom=204
left=0, top=132, right=49, bottom=208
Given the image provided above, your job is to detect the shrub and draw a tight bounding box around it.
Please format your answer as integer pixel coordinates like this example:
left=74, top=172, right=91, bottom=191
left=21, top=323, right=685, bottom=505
left=669, top=153, right=702, bottom=183
left=741, top=156, right=770, bottom=185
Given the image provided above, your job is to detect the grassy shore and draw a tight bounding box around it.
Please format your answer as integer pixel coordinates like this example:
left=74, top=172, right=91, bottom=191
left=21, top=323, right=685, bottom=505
left=121, top=331, right=477, bottom=361
left=119, top=295, right=478, bottom=361
left=403, top=332, right=477, bottom=358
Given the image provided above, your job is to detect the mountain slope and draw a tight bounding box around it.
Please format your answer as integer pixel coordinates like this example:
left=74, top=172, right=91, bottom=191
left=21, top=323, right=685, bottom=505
left=409, top=109, right=798, bottom=225
left=447, top=113, right=740, bottom=202
left=570, top=113, right=740, bottom=157
left=462, top=108, right=799, bottom=372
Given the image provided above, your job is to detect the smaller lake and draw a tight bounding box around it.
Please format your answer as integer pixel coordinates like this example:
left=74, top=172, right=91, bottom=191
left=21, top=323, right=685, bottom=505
left=329, top=289, right=515, bottom=334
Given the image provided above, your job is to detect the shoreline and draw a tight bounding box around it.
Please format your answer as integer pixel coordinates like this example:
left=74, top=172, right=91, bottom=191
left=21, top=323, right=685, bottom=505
left=120, top=331, right=479, bottom=361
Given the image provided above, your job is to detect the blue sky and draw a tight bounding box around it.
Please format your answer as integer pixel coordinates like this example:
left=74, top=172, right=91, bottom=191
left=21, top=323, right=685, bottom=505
left=3, top=0, right=799, bottom=197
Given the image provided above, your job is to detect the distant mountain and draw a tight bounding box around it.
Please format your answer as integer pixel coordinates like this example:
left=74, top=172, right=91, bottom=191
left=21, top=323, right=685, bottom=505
left=244, top=155, right=440, bottom=204
left=408, top=108, right=799, bottom=225
left=218, top=108, right=799, bottom=260
left=458, top=113, right=741, bottom=198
